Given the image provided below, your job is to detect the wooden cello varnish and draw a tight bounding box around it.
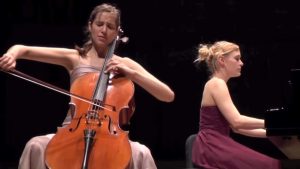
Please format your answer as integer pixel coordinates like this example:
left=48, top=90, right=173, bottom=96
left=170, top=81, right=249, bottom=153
left=45, top=37, right=133, bottom=169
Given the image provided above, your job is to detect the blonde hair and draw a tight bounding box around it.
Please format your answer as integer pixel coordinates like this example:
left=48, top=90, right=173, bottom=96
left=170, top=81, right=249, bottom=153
left=196, top=41, right=239, bottom=73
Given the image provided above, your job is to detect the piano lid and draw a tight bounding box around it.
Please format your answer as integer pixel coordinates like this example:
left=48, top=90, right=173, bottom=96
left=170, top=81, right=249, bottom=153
left=266, top=69, right=300, bottom=160
left=265, top=69, right=300, bottom=136
left=265, top=108, right=300, bottom=136
left=289, top=69, right=300, bottom=110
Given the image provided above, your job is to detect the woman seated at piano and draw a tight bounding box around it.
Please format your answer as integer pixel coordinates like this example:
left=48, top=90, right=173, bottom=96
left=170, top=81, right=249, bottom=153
left=192, top=40, right=282, bottom=169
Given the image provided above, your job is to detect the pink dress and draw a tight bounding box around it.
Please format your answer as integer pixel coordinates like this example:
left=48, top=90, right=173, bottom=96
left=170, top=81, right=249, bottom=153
left=192, top=106, right=281, bottom=169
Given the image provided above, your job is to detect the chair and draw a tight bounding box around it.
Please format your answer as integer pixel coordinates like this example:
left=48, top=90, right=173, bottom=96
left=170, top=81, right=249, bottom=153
left=185, top=134, right=201, bottom=169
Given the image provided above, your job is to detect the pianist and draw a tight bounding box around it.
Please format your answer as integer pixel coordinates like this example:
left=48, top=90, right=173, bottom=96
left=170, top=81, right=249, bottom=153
left=192, top=41, right=282, bottom=169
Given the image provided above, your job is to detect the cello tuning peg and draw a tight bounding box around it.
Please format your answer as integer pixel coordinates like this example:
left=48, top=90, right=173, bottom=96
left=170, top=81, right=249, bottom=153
left=120, top=36, right=129, bottom=43
left=117, top=27, right=129, bottom=43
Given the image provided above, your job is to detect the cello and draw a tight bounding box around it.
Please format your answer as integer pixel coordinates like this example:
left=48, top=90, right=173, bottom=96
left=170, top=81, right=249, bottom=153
left=45, top=35, right=134, bottom=169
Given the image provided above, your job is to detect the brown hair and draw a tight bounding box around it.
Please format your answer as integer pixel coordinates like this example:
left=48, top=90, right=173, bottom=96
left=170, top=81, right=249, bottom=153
left=75, top=3, right=121, bottom=57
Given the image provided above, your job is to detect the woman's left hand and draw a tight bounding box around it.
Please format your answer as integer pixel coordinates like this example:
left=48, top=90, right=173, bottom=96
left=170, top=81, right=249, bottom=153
left=105, top=56, right=135, bottom=78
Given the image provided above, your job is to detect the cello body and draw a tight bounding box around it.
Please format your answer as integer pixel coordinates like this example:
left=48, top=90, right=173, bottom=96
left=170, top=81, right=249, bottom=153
left=45, top=72, right=134, bottom=169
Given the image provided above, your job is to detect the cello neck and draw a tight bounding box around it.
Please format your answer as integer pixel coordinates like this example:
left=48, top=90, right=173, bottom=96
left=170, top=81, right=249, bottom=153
left=93, top=37, right=118, bottom=102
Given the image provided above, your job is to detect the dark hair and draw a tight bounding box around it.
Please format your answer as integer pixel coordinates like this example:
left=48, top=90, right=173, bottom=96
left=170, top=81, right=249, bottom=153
left=75, top=3, right=121, bottom=57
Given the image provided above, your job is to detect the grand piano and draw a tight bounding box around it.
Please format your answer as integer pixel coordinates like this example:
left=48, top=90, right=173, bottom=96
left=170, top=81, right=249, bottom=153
left=265, top=69, right=300, bottom=159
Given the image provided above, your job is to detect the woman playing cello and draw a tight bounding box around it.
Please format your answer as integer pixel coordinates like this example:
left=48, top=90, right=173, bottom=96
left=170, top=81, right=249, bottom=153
left=0, top=3, right=174, bottom=169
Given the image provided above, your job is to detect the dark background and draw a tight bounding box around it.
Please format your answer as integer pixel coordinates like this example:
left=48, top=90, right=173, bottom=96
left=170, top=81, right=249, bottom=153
left=1, top=0, right=300, bottom=168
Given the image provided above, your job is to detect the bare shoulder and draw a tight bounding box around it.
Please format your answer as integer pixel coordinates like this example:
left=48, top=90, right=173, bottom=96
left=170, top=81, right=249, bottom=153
left=206, top=78, right=229, bottom=97
left=202, top=78, right=230, bottom=106
left=202, top=79, right=221, bottom=106
left=206, top=78, right=227, bottom=90
left=63, top=48, right=81, bottom=70
left=53, top=48, right=81, bottom=72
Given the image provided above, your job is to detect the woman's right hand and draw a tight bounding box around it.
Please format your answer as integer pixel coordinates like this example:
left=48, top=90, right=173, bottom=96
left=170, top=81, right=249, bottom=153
left=0, top=52, right=17, bottom=71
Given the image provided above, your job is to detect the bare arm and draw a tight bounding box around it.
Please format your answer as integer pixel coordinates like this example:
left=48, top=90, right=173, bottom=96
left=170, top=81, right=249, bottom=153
left=209, top=78, right=264, bottom=130
left=232, top=128, right=267, bottom=138
left=0, top=45, right=79, bottom=71
left=106, top=56, right=175, bottom=102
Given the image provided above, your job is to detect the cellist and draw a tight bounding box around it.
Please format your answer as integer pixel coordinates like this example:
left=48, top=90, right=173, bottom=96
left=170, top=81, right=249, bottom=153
left=0, top=3, right=174, bottom=169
